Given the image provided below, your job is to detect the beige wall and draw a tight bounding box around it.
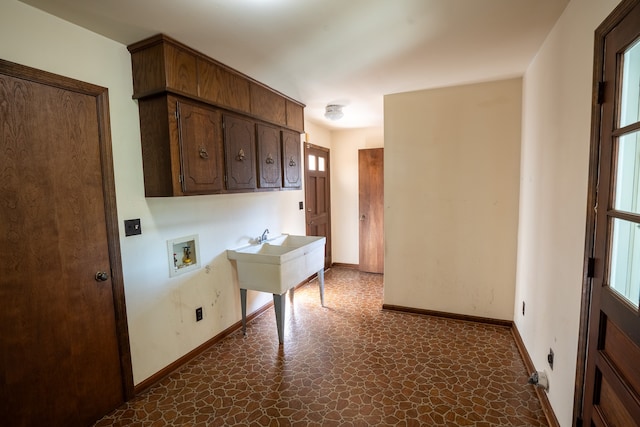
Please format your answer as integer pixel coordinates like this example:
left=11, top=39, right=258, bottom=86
left=515, top=0, right=619, bottom=424
left=384, top=78, right=522, bottom=321
left=305, top=121, right=332, bottom=149
left=1, top=0, right=306, bottom=385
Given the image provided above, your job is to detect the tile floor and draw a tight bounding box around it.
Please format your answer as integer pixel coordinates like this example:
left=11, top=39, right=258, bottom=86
left=94, top=267, right=548, bottom=427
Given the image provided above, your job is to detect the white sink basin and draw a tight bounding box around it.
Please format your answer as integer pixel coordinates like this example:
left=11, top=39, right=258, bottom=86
left=227, top=234, right=325, bottom=294
left=227, top=234, right=326, bottom=344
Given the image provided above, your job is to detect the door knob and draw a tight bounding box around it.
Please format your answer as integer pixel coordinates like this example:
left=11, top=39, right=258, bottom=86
left=95, top=271, right=109, bottom=282
left=360, top=214, right=366, bottom=221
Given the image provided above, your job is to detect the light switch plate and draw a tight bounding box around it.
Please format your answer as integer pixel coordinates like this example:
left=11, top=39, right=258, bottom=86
left=124, top=219, right=142, bottom=236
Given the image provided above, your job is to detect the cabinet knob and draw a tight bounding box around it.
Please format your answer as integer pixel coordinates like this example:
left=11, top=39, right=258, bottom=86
left=95, top=271, right=109, bottom=282
left=199, top=147, right=209, bottom=159
left=237, top=148, right=246, bottom=161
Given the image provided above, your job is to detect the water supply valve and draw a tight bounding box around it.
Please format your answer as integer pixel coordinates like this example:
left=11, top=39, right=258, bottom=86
left=527, top=371, right=549, bottom=391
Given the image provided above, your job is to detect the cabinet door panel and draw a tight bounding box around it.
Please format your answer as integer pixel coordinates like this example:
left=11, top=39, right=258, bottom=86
left=250, top=82, right=286, bottom=126
left=198, top=59, right=251, bottom=112
left=224, top=115, right=256, bottom=190
left=256, top=124, right=282, bottom=188
left=286, top=100, right=304, bottom=132
left=164, top=43, right=198, bottom=97
left=177, top=101, right=225, bottom=194
left=282, top=130, right=302, bottom=188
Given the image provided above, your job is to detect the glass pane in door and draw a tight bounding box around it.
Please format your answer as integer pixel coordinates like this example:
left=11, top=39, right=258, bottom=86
left=620, top=39, right=640, bottom=128
left=614, top=131, right=640, bottom=214
left=609, top=217, right=640, bottom=308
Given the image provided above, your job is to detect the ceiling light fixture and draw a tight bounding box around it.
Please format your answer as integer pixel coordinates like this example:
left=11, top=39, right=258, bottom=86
left=324, top=104, right=344, bottom=121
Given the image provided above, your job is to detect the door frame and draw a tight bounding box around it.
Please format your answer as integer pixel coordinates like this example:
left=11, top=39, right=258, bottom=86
left=0, top=59, right=134, bottom=400
left=573, top=0, right=640, bottom=422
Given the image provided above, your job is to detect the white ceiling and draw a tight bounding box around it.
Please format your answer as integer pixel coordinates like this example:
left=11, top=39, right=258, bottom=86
left=20, top=0, right=569, bottom=129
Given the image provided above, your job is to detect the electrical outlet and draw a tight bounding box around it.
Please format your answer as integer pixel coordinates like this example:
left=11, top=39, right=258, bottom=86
left=299, top=201, right=304, bottom=210
left=522, top=301, right=525, bottom=316
left=195, top=307, right=203, bottom=322
left=547, top=348, right=554, bottom=370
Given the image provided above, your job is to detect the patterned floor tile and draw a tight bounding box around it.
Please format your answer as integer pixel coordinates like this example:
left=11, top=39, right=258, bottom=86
left=94, top=267, right=547, bottom=426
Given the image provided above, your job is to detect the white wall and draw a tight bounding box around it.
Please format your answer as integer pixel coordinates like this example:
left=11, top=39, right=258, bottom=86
left=330, top=128, right=384, bottom=265
left=384, top=78, right=522, bottom=321
left=1, top=0, right=306, bottom=384
left=515, top=0, right=619, bottom=425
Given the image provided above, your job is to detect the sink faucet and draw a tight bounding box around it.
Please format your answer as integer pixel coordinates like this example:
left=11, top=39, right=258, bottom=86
left=257, top=228, right=269, bottom=243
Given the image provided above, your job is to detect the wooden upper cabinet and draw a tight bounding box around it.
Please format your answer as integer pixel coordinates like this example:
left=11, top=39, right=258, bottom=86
left=128, top=34, right=305, bottom=132
left=130, top=34, right=305, bottom=197
left=177, top=100, right=225, bottom=195
left=223, top=114, right=256, bottom=190
left=282, top=130, right=302, bottom=188
left=137, top=94, right=225, bottom=197
left=256, top=124, right=282, bottom=188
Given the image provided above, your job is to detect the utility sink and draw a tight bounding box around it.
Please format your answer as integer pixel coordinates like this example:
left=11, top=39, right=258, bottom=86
left=227, top=234, right=325, bottom=293
left=227, top=234, right=326, bottom=344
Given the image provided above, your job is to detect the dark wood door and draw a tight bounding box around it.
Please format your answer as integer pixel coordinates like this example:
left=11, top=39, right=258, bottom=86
left=0, top=60, right=132, bottom=426
left=256, top=123, right=282, bottom=188
left=304, top=143, right=331, bottom=268
left=223, top=114, right=256, bottom=190
left=282, top=129, right=302, bottom=188
left=580, top=1, right=640, bottom=425
left=177, top=99, right=225, bottom=194
left=359, top=149, right=384, bottom=273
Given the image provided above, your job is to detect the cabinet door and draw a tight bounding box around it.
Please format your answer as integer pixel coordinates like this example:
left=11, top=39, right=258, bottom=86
left=282, top=129, right=302, bottom=188
left=164, top=43, right=198, bottom=97
left=256, top=123, right=282, bottom=188
left=224, top=114, right=256, bottom=190
left=177, top=100, right=225, bottom=194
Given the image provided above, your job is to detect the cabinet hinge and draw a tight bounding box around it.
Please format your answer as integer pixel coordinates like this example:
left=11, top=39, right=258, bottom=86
left=179, top=174, right=183, bottom=183
left=175, top=101, right=180, bottom=119
left=587, top=257, right=595, bottom=278
left=224, top=174, right=227, bottom=183
left=596, top=81, right=605, bottom=104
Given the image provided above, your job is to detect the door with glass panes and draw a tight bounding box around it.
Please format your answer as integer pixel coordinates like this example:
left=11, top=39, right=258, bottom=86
left=580, top=1, right=640, bottom=425
left=304, top=143, right=331, bottom=268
